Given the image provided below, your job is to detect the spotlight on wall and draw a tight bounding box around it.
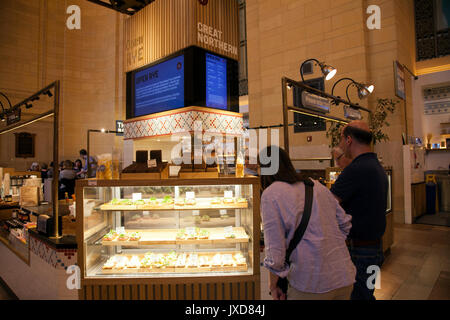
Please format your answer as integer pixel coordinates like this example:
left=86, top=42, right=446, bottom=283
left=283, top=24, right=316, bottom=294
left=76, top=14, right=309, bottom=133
left=101, top=128, right=106, bottom=133
left=355, top=83, right=375, bottom=99
left=300, top=58, right=337, bottom=82
left=331, top=77, right=374, bottom=104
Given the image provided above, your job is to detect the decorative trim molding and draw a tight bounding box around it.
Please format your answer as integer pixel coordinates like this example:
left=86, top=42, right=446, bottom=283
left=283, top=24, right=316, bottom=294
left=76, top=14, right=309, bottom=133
left=124, top=107, right=243, bottom=139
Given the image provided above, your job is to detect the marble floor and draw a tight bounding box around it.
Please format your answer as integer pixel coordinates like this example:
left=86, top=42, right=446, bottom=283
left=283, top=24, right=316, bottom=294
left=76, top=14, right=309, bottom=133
left=260, top=223, right=450, bottom=300
left=415, top=212, right=450, bottom=227
left=0, top=223, right=448, bottom=300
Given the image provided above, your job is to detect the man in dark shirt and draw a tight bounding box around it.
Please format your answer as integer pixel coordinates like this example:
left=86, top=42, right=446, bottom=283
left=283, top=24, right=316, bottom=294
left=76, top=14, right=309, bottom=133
left=331, top=120, right=388, bottom=300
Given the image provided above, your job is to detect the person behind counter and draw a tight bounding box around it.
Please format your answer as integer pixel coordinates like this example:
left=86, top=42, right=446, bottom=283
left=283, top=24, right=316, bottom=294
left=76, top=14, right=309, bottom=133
left=330, top=120, right=388, bottom=300
left=59, top=160, right=76, bottom=199
left=40, top=163, right=48, bottom=182
left=28, top=162, right=40, bottom=172
left=259, top=145, right=355, bottom=300
left=332, top=146, right=352, bottom=169
left=79, top=149, right=97, bottom=178
left=74, top=159, right=84, bottom=178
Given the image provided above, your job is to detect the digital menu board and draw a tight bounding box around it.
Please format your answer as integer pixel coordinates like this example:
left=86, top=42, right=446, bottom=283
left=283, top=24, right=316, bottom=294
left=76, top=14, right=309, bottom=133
left=205, top=53, right=227, bottom=110
left=134, top=55, right=184, bottom=116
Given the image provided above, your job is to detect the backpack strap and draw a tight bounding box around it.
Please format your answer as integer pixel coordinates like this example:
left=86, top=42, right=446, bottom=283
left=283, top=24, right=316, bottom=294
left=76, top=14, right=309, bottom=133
left=284, top=178, right=314, bottom=265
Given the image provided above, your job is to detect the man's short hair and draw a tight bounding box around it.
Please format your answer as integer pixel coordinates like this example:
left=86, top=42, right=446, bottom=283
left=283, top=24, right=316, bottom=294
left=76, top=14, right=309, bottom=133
left=343, top=125, right=373, bottom=145
left=79, top=149, right=87, bottom=156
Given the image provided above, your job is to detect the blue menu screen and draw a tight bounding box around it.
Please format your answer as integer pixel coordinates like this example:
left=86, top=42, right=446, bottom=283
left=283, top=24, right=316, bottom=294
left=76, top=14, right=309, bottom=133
left=134, top=55, right=184, bottom=116
left=205, top=53, right=227, bottom=110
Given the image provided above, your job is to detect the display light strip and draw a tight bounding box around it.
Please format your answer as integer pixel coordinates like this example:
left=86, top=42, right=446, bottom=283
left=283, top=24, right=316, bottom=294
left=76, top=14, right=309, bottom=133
left=288, top=106, right=349, bottom=125
left=0, top=111, right=54, bottom=135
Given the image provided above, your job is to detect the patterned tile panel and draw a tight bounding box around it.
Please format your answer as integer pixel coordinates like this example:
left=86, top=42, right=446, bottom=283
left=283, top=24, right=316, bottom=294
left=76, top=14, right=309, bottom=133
left=124, top=108, right=243, bottom=139
left=29, top=235, right=77, bottom=270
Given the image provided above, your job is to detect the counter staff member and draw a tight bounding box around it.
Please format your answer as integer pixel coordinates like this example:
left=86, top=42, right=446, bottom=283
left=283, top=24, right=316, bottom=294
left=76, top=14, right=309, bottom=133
left=79, top=149, right=97, bottom=178
left=330, top=120, right=388, bottom=300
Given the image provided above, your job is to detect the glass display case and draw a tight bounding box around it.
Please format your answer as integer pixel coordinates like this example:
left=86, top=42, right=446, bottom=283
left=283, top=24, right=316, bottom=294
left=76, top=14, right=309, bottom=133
left=77, top=178, right=259, bottom=282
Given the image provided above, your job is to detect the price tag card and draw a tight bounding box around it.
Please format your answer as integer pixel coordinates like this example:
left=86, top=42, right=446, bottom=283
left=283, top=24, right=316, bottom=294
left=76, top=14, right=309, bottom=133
left=132, top=193, right=142, bottom=201
left=169, top=165, right=181, bottom=177
left=220, top=210, right=227, bottom=216
left=186, top=192, right=195, bottom=199
left=116, top=227, right=125, bottom=234
left=88, top=180, right=97, bottom=186
left=186, top=227, right=195, bottom=234
left=148, top=159, right=157, bottom=168
left=224, top=191, right=233, bottom=198
left=192, top=210, right=200, bottom=216
left=224, top=226, right=233, bottom=233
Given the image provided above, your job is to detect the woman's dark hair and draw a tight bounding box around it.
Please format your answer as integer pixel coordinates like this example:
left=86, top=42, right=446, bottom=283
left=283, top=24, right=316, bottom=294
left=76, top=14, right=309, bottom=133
left=259, top=145, right=301, bottom=190
left=75, top=159, right=82, bottom=167
left=79, top=149, right=87, bottom=156
left=343, top=126, right=373, bottom=145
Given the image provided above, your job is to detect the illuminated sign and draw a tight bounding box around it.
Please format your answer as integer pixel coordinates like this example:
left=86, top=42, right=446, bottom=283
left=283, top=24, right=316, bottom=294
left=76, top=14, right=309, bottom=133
left=301, top=91, right=331, bottom=113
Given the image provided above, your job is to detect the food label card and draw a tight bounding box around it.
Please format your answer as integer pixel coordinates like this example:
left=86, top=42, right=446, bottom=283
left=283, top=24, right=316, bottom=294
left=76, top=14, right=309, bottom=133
left=132, top=193, right=142, bottom=201
left=220, top=210, right=227, bottom=216
left=186, top=192, right=195, bottom=199
left=224, top=191, right=233, bottom=198
left=186, top=227, right=195, bottom=234
left=169, top=165, right=181, bottom=177
left=192, top=210, right=200, bottom=216
left=224, top=226, right=233, bottom=233
left=147, top=159, right=157, bottom=168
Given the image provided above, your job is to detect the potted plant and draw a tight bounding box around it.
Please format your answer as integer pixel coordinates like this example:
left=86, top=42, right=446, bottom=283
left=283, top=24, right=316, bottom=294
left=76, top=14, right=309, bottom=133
left=326, top=98, right=398, bottom=148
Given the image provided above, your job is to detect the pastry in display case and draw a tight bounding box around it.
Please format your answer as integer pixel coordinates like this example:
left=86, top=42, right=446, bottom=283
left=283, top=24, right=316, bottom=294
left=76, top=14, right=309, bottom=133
left=77, top=178, right=258, bottom=279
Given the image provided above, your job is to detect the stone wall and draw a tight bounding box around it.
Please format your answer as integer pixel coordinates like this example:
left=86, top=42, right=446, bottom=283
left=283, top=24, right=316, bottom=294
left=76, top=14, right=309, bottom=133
left=0, top=0, right=125, bottom=169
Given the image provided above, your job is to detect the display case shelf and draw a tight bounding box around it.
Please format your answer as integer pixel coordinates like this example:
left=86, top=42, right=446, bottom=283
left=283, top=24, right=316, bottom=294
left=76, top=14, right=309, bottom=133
left=99, top=198, right=248, bottom=211
left=100, top=227, right=250, bottom=246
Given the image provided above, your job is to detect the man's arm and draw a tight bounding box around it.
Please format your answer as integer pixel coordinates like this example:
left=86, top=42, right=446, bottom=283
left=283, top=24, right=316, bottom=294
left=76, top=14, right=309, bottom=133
left=330, top=168, right=358, bottom=205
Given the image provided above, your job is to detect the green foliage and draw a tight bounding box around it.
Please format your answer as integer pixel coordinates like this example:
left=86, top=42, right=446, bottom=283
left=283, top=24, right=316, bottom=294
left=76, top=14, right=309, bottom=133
left=326, top=98, right=398, bottom=148
left=368, top=98, right=398, bottom=145
left=326, top=122, right=344, bottom=148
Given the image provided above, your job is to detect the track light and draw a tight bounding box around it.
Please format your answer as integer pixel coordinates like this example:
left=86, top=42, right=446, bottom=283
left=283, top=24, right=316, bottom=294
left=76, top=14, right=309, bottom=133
left=30, top=96, right=40, bottom=102
left=44, top=90, right=53, bottom=97
left=355, top=83, right=374, bottom=99
left=25, top=103, right=33, bottom=109
left=300, top=58, right=337, bottom=82
left=319, top=63, right=337, bottom=81
left=331, top=77, right=374, bottom=104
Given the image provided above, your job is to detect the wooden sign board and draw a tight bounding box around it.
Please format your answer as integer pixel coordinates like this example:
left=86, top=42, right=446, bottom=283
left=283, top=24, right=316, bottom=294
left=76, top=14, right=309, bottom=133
left=124, top=0, right=239, bottom=73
